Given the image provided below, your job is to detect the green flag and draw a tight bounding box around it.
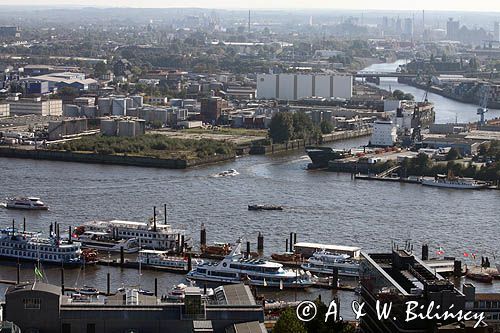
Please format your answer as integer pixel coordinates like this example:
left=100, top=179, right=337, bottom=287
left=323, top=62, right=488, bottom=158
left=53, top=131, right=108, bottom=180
left=35, top=266, right=43, bottom=280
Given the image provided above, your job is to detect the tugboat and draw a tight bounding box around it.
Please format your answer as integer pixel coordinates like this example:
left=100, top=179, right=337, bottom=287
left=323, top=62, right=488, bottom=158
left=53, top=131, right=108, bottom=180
left=248, top=204, right=283, bottom=211
left=305, top=147, right=351, bottom=169
left=5, top=197, right=48, bottom=210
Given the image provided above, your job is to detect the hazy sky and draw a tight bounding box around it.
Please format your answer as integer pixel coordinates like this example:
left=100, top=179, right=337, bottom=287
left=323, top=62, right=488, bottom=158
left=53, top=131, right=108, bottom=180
left=0, top=0, right=499, bottom=11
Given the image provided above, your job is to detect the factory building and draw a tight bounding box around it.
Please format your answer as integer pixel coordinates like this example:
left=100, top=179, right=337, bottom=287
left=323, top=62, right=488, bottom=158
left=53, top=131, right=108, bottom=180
left=4, top=282, right=265, bottom=333
left=256, top=73, right=353, bottom=101
left=8, top=98, right=62, bottom=116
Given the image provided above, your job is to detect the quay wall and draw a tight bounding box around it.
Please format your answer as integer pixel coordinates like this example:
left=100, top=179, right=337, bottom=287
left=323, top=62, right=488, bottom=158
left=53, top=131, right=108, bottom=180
left=0, top=147, right=235, bottom=169
left=249, top=128, right=372, bottom=155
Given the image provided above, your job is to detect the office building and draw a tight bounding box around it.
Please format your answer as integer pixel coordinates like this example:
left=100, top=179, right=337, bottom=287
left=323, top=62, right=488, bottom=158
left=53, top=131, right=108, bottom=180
left=201, top=96, right=228, bottom=123
left=0, top=26, right=20, bottom=39
left=446, top=18, right=460, bottom=40
left=256, top=74, right=353, bottom=101
left=4, top=282, right=264, bottom=333
left=494, top=22, right=500, bottom=42
left=9, top=98, right=63, bottom=116
left=403, top=18, right=414, bottom=39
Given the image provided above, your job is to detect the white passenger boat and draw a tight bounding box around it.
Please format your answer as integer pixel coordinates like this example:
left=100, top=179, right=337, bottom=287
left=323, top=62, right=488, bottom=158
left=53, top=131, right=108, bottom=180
left=301, top=250, right=360, bottom=277
left=139, top=250, right=203, bottom=270
left=421, top=173, right=488, bottom=189
left=187, top=240, right=313, bottom=288
left=5, top=197, right=48, bottom=210
left=0, top=227, right=87, bottom=266
left=74, top=231, right=139, bottom=254
left=75, top=219, right=185, bottom=251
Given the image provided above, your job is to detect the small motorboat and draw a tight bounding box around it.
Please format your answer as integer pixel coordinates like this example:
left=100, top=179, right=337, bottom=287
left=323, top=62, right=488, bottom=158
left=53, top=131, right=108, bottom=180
left=248, top=204, right=283, bottom=211
left=138, top=289, right=154, bottom=296
left=78, top=286, right=99, bottom=296
left=466, top=271, right=493, bottom=283
left=271, top=252, right=302, bottom=262
left=5, top=197, right=48, bottom=210
left=214, top=169, right=239, bottom=177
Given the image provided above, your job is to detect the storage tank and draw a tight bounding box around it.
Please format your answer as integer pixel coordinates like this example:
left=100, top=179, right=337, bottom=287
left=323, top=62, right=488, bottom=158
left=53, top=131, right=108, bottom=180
left=100, top=119, right=118, bottom=136
left=131, top=95, right=143, bottom=108
left=81, top=106, right=98, bottom=118
left=118, top=120, right=135, bottom=137
left=112, top=99, right=127, bottom=116
left=135, top=119, right=146, bottom=136
left=169, top=98, right=182, bottom=107
left=97, top=98, right=112, bottom=116
left=125, top=97, right=134, bottom=111
left=63, top=105, right=80, bottom=117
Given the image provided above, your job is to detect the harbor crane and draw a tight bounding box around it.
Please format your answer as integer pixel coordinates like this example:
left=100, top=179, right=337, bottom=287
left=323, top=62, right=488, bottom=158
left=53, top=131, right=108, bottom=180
left=477, top=85, right=490, bottom=126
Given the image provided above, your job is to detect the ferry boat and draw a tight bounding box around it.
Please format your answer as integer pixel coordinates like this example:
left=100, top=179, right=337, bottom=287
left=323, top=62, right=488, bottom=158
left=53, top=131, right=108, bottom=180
left=305, top=147, right=351, bottom=169
left=0, top=228, right=87, bottom=266
left=74, top=231, right=139, bottom=254
left=139, top=250, right=203, bottom=271
left=421, top=172, right=488, bottom=190
left=187, top=240, right=313, bottom=288
left=5, top=197, right=48, bottom=210
left=75, top=219, right=185, bottom=251
left=301, top=250, right=360, bottom=277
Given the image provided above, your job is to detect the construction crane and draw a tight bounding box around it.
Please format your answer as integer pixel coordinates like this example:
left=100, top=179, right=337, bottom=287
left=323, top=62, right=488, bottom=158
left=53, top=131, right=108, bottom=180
left=477, top=85, right=490, bottom=127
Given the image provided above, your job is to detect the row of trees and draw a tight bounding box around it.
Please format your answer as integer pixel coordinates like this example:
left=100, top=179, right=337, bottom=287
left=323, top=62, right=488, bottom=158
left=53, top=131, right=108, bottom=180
left=268, top=112, right=333, bottom=144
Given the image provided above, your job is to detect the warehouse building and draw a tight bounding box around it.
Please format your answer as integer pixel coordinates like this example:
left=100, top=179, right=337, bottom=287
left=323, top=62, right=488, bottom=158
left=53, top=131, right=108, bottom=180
left=8, top=98, right=62, bottom=116
left=256, top=73, right=352, bottom=100
left=4, top=282, right=265, bottom=333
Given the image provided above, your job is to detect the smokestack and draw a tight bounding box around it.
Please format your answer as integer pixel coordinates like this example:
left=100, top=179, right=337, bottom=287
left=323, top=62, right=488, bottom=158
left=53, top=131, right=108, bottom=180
left=153, top=206, right=157, bottom=232
left=248, top=10, right=251, bottom=34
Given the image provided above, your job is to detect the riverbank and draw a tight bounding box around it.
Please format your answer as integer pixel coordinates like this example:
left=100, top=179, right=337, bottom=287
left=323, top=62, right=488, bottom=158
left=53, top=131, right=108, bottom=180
left=0, top=146, right=235, bottom=169
left=248, top=128, right=372, bottom=155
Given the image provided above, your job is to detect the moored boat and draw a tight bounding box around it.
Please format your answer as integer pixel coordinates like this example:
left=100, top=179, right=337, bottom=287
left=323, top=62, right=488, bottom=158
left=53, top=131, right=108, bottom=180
left=306, top=147, right=351, bottom=169
left=74, top=231, right=139, bottom=254
left=248, top=204, right=283, bottom=211
left=139, top=249, right=203, bottom=271
left=421, top=172, right=488, bottom=190
left=301, top=249, right=360, bottom=277
left=5, top=197, right=48, bottom=210
left=466, top=271, right=493, bottom=283
left=187, top=239, right=313, bottom=288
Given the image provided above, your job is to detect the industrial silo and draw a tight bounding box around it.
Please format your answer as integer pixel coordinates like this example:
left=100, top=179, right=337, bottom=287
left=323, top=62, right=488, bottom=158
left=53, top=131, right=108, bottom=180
left=118, top=120, right=135, bottom=137
left=100, top=119, right=118, bottom=136
left=112, top=99, right=127, bottom=116
left=63, top=105, right=80, bottom=117
left=97, top=98, right=112, bottom=116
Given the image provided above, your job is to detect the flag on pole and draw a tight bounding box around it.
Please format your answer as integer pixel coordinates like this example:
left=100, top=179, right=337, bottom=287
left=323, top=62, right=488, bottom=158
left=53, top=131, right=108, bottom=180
left=279, top=279, right=283, bottom=290
left=34, top=266, right=43, bottom=280
left=436, top=247, right=444, bottom=255
left=463, top=252, right=469, bottom=257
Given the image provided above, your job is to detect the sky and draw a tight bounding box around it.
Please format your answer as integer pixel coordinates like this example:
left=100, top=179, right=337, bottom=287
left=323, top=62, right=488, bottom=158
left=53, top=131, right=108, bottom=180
left=0, top=0, right=499, bottom=12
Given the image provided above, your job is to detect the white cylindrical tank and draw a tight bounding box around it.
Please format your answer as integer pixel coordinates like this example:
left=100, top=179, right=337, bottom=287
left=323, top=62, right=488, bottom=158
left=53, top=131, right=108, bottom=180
left=131, top=95, right=143, bottom=108
left=97, top=98, right=112, bottom=116
left=63, top=105, right=80, bottom=117
left=112, top=99, right=127, bottom=116
left=135, top=119, right=146, bottom=136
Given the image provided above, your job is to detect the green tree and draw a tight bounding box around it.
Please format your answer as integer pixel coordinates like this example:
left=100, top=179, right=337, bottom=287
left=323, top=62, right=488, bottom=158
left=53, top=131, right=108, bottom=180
left=272, top=308, right=307, bottom=333
left=93, top=61, right=107, bottom=78
left=269, top=112, right=294, bottom=143
left=392, top=90, right=414, bottom=100
left=446, top=148, right=461, bottom=161
left=320, top=120, right=334, bottom=134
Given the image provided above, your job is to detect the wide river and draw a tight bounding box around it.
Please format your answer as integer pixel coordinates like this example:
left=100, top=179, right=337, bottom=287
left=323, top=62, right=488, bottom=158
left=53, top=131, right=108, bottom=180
left=0, top=61, right=499, bottom=315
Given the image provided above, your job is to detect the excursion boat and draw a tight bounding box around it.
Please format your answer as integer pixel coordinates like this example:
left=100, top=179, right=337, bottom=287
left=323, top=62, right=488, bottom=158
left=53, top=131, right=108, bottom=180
left=271, top=252, right=302, bottom=262
left=0, top=227, right=88, bottom=266
left=74, top=219, right=186, bottom=251
left=74, top=231, right=139, bottom=254
left=421, top=172, right=488, bottom=190
left=187, top=240, right=313, bottom=288
left=301, top=250, right=360, bottom=277
left=139, top=250, right=203, bottom=271
left=305, top=147, right=351, bottom=169
left=5, top=197, right=48, bottom=210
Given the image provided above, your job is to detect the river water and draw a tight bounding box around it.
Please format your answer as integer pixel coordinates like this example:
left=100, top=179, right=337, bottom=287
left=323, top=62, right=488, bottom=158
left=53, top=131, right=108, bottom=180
left=360, top=60, right=500, bottom=123
left=0, top=61, right=499, bottom=314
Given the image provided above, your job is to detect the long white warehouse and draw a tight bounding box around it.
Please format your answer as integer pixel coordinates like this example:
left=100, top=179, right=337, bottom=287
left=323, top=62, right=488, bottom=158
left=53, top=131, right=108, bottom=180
left=256, top=73, right=353, bottom=100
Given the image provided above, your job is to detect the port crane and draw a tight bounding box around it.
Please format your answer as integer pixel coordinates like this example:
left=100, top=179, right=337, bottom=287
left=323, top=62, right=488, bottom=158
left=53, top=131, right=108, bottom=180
left=477, top=85, right=490, bottom=126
